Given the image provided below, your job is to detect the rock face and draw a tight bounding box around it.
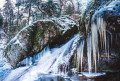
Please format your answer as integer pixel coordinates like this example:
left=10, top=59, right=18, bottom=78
left=91, top=1, right=120, bottom=71
left=80, top=0, right=111, bottom=34
left=80, top=0, right=120, bottom=33
left=92, top=1, right=120, bottom=32
left=4, top=16, right=78, bottom=67
left=76, top=0, right=120, bottom=72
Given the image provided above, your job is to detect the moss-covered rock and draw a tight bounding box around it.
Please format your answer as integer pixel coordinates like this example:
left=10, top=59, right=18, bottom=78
left=4, top=16, right=78, bottom=68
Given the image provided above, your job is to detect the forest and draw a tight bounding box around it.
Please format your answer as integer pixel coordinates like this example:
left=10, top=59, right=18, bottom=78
left=0, top=0, right=120, bottom=81
left=0, top=0, right=82, bottom=39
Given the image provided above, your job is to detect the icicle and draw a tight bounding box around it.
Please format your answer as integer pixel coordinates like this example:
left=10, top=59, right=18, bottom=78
left=107, top=36, right=110, bottom=62
left=25, top=57, right=32, bottom=66
left=91, top=17, right=107, bottom=72
left=77, top=39, right=84, bottom=72
left=97, top=17, right=107, bottom=51
left=87, top=33, right=92, bottom=73
left=81, top=40, right=84, bottom=72
left=48, top=34, right=78, bottom=75
left=91, top=23, right=98, bottom=73
left=98, top=51, right=100, bottom=63
left=106, top=30, right=112, bottom=50
left=77, top=45, right=81, bottom=71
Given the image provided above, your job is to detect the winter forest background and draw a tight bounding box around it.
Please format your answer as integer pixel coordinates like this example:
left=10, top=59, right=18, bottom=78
left=0, top=0, right=88, bottom=39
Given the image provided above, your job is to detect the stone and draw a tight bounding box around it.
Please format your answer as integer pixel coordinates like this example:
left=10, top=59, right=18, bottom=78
left=4, top=16, right=79, bottom=68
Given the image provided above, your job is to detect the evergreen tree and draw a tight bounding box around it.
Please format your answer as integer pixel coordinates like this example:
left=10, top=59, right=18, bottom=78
left=16, top=0, right=21, bottom=26
left=22, top=0, right=42, bottom=24
left=41, top=0, right=61, bottom=17
left=65, top=5, right=74, bottom=15
left=3, top=0, right=14, bottom=32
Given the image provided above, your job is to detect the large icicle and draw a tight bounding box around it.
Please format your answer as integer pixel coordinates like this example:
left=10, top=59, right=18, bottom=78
left=91, top=23, right=98, bottom=73
left=87, top=33, right=92, bottom=73
left=97, top=18, right=107, bottom=52
left=91, top=17, right=107, bottom=72
left=77, top=39, right=84, bottom=72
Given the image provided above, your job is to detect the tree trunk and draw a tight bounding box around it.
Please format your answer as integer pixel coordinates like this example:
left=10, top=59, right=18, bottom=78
left=28, top=1, right=32, bottom=24
left=17, top=6, right=19, bottom=26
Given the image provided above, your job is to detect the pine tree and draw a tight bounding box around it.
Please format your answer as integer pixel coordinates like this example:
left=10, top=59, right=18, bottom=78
left=16, top=0, right=21, bottom=26
left=22, top=0, right=42, bottom=24
left=3, top=0, right=14, bottom=33
left=41, top=0, right=61, bottom=17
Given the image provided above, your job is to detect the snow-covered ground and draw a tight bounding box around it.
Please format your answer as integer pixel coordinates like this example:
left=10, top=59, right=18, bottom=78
left=0, top=31, right=12, bottom=81
left=0, top=36, right=7, bottom=65
left=0, top=31, right=9, bottom=66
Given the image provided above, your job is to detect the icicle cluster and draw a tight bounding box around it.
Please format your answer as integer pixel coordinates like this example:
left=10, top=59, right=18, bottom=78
left=77, top=17, right=109, bottom=73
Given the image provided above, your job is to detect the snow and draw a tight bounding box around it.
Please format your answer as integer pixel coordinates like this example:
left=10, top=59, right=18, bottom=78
left=7, top=23, right=33, bottom=47
left=0, top=30, right=11, bottom=69
left=0, top=0, right=16, bottom=9
left=4, top=66, right=29, bottom=81
left=8, top=16, right=76, bottom=48
left=107, top=1, right=120, bottom=7
left=81, top=72, right=106, bottom=77
left=32, top=16, right=76, bottom=34
left=5, top=34, right=79, bottom=81
left=51, top=16, right=76, bottom=34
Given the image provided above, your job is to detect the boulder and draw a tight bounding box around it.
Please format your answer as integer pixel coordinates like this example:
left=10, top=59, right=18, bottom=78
left=4, top=16, right=78, bottom=67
